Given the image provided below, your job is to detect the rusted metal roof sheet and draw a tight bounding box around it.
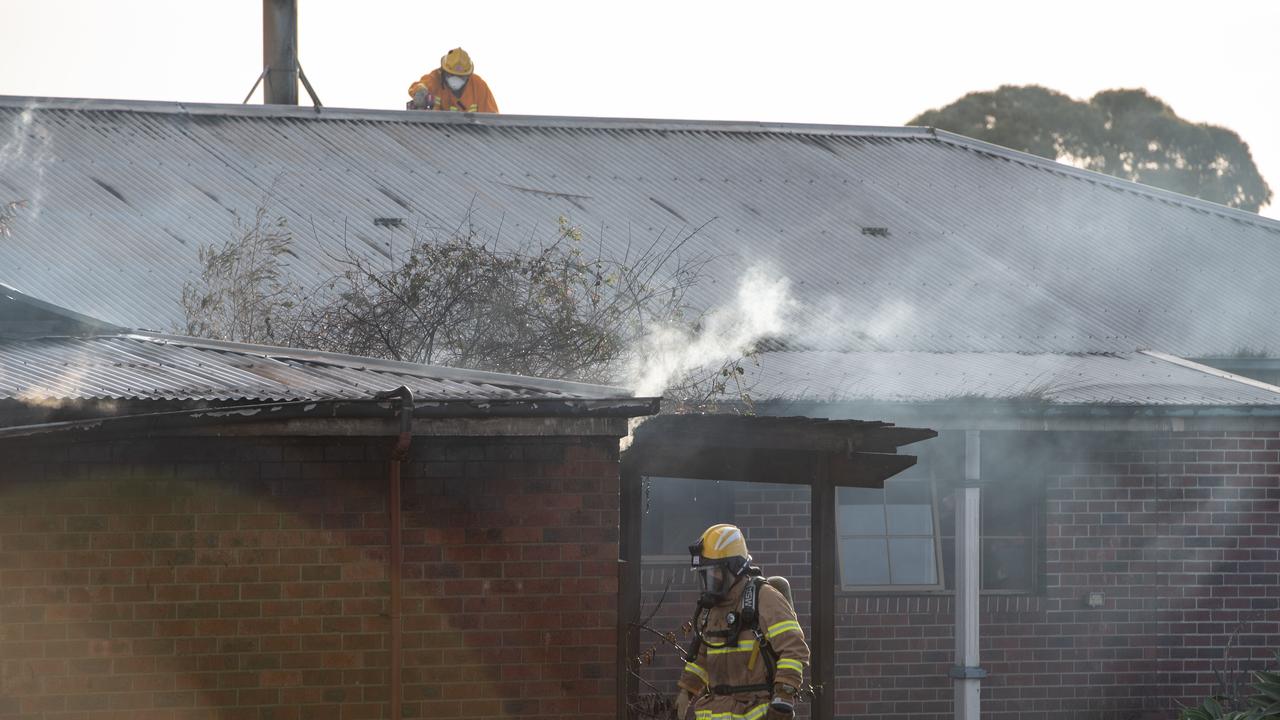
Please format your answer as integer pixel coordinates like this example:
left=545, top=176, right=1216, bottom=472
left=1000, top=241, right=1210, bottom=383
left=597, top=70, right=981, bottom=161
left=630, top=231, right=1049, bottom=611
left=0, top=331, right=633, bottom=402
left=745, top=350, right=1280, bottom=406
left=1, top=97, right=1279, bottom=357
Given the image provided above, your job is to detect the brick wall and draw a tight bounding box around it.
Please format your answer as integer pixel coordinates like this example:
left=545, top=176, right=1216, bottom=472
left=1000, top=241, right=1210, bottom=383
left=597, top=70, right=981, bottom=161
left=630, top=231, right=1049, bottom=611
left=0, top=432, right=620, bottom=720
left=636, top=431, right=1280, bottom=720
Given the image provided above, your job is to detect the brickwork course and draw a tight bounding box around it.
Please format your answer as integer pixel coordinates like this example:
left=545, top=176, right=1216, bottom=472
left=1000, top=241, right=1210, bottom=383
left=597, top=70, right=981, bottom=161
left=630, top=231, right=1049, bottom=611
left=0, top=434, right=621, bottom=720
left=636, top=430, right=1280, bottom=720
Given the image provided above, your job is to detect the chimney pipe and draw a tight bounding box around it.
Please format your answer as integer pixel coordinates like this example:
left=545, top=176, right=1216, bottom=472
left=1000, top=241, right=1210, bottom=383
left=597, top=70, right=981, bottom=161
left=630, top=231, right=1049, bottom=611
left=262, top=0, right=298, bottom=105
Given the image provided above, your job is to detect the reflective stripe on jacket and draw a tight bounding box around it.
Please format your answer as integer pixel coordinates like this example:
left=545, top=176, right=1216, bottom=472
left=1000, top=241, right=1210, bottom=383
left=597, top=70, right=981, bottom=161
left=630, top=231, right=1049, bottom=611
left=677, top=577, right=810, bottom=715
left=694, top=702, right=771, bottom=720
left=407, top=69, right=499, bottom=113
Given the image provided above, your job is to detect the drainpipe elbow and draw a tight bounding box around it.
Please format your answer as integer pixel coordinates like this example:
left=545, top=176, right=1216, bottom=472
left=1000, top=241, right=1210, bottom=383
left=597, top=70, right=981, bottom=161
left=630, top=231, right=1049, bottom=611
left=374, top=386, right=414, bottom=458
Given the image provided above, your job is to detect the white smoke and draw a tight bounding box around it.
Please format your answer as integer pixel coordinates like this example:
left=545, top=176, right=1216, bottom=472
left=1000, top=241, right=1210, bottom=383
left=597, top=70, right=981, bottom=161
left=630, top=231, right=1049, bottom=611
left=623, top=266, right=925, bottom=398
left=0, top=105, right=53, bottom=220
left=863, top=299, right=917, bottom=343
left=625, top=265, right=798, bottom=396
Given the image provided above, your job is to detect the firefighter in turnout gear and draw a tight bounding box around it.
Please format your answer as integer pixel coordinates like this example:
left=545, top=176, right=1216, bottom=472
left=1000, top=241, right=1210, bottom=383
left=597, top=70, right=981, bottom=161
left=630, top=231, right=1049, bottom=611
left=676, top=524, right=809, bottom=720
left=406, top=47, right=499, bottom=113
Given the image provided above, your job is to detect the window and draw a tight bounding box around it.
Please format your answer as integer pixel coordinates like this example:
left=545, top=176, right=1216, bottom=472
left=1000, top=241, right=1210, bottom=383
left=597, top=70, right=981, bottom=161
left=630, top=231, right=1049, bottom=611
left=837, top=479, right=943, bottom=590
left=838, top=431, right=1044, bottom=594
left=640, top=476, right=736, bottom=558
left=939, top=474, right=1041, bottom=593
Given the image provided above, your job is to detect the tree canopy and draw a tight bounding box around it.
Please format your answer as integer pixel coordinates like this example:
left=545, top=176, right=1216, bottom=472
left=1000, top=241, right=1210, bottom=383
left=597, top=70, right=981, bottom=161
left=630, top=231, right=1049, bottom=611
left=910, top=85, right=1272, bottom=212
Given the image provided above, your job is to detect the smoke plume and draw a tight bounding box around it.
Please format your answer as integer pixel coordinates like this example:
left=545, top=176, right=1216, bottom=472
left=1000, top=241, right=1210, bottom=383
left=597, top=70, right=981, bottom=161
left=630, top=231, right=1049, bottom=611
left=0, top=105, right=53, bottom=220
left=624, top=265, right=797, bottom=396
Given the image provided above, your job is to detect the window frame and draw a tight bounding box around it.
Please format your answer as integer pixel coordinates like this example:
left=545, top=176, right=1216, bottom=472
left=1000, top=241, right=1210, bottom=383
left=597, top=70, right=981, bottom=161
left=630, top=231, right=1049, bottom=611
left=974, top=478, right=1044, bottom=595
left=836, top=429, right=1047, bottom=596
left=836, top=478, right=946, bottom=593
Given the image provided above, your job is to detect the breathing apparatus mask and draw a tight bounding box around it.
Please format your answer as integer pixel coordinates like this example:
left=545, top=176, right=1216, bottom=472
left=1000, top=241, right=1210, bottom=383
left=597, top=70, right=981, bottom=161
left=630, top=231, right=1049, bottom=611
left=444, top=73, right=468, bottom=93
left=690, top=536, right=749, bottom=606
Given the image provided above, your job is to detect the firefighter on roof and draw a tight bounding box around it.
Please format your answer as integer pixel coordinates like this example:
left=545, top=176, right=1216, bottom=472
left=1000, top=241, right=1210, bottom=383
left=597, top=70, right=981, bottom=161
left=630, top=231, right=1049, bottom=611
left=407, top=47, right=499, bottom=113
left=676, top=524, right=809, bottom=720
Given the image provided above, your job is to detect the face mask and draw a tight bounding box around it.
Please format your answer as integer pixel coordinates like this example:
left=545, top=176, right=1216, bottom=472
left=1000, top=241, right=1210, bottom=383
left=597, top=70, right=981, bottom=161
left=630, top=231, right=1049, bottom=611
left=445, top=75, right=467, bottom=92
left=695, top=566, right=727, bottom=599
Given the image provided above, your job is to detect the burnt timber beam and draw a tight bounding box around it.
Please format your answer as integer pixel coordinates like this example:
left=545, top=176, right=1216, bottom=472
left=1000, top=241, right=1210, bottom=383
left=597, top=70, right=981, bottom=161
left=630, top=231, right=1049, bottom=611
left=628, top=449, right=815, bottom=485
left=628, top=447, right=917, bottom=489
left=630, top=415, right=934, bottom=454
left=829, top=451, right=920, bottom=488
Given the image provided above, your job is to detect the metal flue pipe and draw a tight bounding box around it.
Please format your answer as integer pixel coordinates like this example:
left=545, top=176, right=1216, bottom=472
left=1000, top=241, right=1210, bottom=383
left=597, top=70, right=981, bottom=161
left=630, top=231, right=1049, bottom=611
left=262, top=0, right=298, bottom=105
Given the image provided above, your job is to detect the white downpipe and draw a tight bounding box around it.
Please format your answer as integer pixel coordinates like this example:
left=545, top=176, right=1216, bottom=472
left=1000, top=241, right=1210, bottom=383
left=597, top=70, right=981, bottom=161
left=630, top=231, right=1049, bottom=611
left=953, top=430, right=984, bottom=719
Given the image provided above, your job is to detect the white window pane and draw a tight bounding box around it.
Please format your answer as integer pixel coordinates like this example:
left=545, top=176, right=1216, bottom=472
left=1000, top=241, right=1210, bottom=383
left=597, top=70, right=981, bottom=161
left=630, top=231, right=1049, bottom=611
left=886, top=503, right=934, bottom=535
left=841, top=538, right=889, bottom=585
left=838, top=503, right=886, bottom=535
left=888, top=538, right=936, bottom=585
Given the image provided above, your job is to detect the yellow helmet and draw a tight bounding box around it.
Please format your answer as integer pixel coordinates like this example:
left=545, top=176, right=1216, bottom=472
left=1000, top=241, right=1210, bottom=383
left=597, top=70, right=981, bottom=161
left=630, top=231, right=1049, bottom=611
left=440, top=47, right=474, bottom=76
left=689, top=524, right=752, bottom=602
left=692, top=523, right=751, bottom=563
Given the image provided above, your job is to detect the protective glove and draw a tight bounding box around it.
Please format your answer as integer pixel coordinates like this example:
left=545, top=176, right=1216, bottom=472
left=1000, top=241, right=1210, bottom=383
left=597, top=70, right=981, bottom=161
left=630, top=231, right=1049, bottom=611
left=675, top=688, right=692, bottom=719
left=765, top=683, right=797, bottom=719
left=765, top=699, right=795, bottom=720
left=408, top=88, right=433, bottom=110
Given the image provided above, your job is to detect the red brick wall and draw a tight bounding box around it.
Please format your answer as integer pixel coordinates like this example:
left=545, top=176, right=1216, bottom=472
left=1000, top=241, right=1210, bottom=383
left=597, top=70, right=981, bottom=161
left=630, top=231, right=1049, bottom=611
left=636, top=431, right=1280, bottom=720
left=0, top=433, right=620, bottom=720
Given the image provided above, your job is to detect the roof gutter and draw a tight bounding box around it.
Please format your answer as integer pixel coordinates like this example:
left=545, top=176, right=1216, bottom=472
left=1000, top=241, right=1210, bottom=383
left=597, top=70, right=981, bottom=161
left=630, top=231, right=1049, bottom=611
left=0, top=396, right=660, bottom=440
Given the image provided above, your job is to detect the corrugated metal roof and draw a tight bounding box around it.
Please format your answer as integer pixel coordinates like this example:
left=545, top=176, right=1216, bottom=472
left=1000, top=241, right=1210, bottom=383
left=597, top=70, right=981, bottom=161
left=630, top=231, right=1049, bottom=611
left=0, top=331, right=633, bottom=402
left=2, top=97, right=1280, bottom=356
left=744, top=350, right=1280, bottom=406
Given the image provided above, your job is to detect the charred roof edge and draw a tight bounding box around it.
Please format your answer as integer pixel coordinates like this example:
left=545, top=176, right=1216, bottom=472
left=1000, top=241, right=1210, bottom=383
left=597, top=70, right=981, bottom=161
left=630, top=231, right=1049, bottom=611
left=0, top=396, right=660, bottom=440
left=120, top=331, right=638, bottom=399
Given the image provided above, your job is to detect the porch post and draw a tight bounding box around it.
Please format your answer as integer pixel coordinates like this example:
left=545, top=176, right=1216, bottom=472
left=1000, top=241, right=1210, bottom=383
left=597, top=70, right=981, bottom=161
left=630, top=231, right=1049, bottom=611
left=811, top=456, right=836, bottom=720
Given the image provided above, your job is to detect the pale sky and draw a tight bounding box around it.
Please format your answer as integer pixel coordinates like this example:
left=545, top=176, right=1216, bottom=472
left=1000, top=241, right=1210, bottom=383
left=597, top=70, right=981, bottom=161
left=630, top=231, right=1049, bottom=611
left=2, top=0, right=1277, bottom=217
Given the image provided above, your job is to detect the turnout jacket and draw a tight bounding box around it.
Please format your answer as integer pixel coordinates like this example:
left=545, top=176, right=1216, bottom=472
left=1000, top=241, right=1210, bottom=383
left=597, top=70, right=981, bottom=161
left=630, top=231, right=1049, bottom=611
left=407, top=69, right=499, bottom=113
left=678, top=576, right=809, bottom=720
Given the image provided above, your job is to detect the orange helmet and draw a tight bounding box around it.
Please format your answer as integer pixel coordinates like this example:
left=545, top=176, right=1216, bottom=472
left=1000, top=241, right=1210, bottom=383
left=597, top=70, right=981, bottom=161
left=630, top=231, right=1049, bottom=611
left=440, top=48, right=474, bottom=76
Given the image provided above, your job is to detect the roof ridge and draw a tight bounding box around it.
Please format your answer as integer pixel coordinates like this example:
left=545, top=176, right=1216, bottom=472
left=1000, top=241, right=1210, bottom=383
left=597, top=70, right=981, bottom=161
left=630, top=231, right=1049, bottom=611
left=0, top=93, right=930, bottom=139
left=3, top=94, right=1273, bottom=234
left=930, top=129, right=1280, bottom=234
left=1140, top=350, right=1280, bottom=396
